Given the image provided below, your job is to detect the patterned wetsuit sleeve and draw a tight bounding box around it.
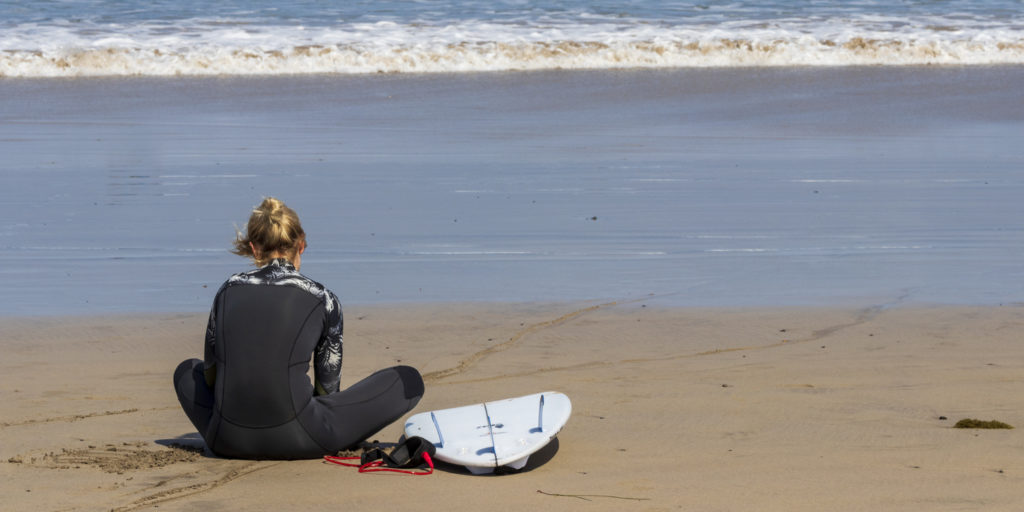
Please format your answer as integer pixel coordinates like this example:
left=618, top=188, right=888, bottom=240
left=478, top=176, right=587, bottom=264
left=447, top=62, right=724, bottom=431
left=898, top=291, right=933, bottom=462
left=203, top=282, right=229, bottom=386
left=313, top=290, right=343, bottom=394
left=203, top=290, right=218, bottom=369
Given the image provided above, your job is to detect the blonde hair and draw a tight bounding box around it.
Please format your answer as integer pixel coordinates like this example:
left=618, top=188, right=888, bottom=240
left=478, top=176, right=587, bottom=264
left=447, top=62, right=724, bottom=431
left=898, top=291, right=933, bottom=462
left=232, top=197, right=306, bottom=266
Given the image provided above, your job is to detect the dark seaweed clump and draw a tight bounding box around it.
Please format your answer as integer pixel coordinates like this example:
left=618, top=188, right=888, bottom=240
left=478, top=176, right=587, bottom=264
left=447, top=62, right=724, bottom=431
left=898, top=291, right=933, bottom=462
left=953, top=418, right=1014, bottom=429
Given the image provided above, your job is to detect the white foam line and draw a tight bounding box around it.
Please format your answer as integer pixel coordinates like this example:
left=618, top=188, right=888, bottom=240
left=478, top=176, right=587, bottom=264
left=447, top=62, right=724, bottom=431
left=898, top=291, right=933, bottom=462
left=405, top=251, right=535, bottom=256
left=791, top=179, right=865, bottom=183
left=4, top=27, right=1019, bottom=76
left=158, top=174, right=259, bottom=179
left=693, top=235, right=779, bottom=240
left=853, top=245, right=933, bottom=250
left=10, top=246, right=224, bottom=253
left=706, top=245, right=934, bottom=254
left=706, top=248, right=776, bottom=253
left=629, top=178, right=689, bottom=183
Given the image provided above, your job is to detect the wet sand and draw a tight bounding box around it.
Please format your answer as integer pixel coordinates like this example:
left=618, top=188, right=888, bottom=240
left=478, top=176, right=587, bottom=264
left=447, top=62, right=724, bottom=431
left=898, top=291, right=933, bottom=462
left=3, top=67, right=1024, bottom=314
left=2, top=301, right=1022, bottom=511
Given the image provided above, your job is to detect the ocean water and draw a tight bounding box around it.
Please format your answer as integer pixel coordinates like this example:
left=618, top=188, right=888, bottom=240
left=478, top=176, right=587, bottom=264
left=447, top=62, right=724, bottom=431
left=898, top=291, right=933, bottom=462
left=1, top=2, right=1023, bottom=315
left=1, top=0, right=1023, bottom=77
left=3, top=66, right=1023, bottom=315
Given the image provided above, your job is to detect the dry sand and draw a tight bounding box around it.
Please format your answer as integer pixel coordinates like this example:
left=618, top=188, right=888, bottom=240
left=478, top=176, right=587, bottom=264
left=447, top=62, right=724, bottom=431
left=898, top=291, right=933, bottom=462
left=1, top=300, right=1022, bottom=511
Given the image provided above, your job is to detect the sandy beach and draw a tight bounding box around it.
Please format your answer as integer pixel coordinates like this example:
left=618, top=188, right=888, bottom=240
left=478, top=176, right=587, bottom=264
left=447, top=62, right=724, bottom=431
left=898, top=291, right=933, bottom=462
left=2, top=301, right=1022, bottom=511
left=4, top=1, right=1024, bottom=509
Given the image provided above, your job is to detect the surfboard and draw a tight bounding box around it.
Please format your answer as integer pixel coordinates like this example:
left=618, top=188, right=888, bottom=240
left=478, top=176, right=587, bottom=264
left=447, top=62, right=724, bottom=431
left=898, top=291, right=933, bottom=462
left=403, top=391, right=571, bottom=474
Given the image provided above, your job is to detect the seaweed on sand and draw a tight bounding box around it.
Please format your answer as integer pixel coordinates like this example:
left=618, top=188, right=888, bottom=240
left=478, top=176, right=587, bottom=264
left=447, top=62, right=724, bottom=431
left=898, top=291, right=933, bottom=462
left=953, top=419, right=1014, bottom=429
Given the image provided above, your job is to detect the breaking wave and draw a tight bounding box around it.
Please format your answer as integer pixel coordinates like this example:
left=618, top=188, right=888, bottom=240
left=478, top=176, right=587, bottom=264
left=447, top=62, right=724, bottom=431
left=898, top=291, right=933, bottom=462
left=2, top=17, right=1023, bottom=77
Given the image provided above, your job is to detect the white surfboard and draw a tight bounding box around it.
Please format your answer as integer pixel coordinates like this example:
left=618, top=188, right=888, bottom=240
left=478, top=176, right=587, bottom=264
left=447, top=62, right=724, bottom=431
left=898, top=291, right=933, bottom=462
left=404, top=391, right=571, bottom=474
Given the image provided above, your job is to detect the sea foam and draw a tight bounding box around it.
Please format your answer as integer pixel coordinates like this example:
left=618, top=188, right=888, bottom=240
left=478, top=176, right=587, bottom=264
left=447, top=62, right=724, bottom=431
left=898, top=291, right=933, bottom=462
left=1, top=15, right=1022, bottom=77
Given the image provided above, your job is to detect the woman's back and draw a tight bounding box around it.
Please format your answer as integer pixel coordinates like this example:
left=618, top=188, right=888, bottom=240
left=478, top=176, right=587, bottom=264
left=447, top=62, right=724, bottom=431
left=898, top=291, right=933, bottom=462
left=205, top=282, right=327, bottom=458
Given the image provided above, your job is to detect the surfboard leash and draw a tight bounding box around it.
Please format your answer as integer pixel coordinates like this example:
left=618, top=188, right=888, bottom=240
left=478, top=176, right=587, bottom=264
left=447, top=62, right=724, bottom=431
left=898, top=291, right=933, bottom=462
left=323, top=453, right=434, bottom=475
left=323, top=436, right=435, bottom=475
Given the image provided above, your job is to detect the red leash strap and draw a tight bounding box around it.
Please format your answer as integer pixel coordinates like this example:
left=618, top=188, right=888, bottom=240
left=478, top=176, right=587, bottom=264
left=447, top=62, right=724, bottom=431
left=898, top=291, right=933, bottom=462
left=323, top=455, right=362, bottom=468
left=323, top=453, right=434, bottom=475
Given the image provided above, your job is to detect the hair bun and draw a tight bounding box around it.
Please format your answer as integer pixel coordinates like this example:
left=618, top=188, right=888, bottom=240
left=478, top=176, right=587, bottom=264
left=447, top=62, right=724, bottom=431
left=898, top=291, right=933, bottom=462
left=233, top=197, right=306, bottom=266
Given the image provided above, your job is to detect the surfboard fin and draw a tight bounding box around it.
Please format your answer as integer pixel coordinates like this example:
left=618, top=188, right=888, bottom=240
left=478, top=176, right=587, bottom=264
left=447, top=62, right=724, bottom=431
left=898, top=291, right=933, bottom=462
left=430, top=411, right=445, bottom=448
left=466, top=465, right=494, bottom=475
left=529, top=394, right=545, bottom=433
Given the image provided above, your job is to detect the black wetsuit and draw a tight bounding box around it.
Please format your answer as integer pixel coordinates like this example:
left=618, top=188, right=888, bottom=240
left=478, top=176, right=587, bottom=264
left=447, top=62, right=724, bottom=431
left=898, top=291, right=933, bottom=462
left=173, top=259, right=423, bottom=459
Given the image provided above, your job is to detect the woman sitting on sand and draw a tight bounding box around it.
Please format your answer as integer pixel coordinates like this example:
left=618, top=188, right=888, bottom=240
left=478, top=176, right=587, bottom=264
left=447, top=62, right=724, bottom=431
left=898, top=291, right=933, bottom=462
left=173, top=197, right=423, bottom=459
